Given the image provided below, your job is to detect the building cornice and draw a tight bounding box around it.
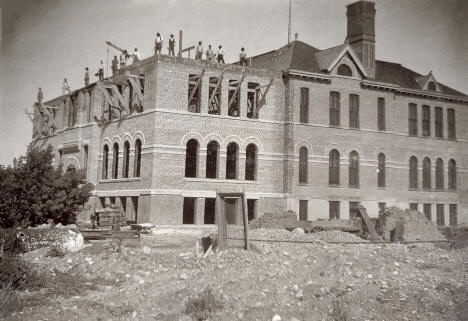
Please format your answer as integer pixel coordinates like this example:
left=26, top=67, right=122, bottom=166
left=361, top=80, right=468, bottom=104
left=283, top=69, right=332, bottom=82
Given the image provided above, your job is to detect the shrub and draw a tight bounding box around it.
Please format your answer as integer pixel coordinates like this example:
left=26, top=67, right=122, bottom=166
left=0, top=144, right=94, bottom=228
left=184, top=287, right=224, bottom=321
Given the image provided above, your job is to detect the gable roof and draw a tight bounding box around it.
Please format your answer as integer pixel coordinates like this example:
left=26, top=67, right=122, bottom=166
left=315, top=43, right=367, bottom=77
left=249, top=40, right=467, bottom=98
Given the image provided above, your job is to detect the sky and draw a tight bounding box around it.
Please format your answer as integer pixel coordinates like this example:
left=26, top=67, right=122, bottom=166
left=0, top=0, right=467, bottom=165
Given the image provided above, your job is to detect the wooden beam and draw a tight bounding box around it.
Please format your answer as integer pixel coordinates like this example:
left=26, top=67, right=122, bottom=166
left=178, top=30, right=183, bottom=58
left=208, top=72, right=224, bottom=107
left=43, top=105, right=59, bottom=110
left=215, top=189, right=228, bottom=251
left=110, top=85, right=130, bottom=114
left=125, top=72, right=144, bottom=103
left=241, top=190, right=250, bottom=251
left=255, top=77, right=274, bottom=117
left=24, top=109, right=34, bottom=123
left=227, top=74, right=245, bottom=112
left=182, top=45, right=195, bottom=53
left=187, top=69, right=205, bottom=106
left=97, top=81, right=114, bottom=106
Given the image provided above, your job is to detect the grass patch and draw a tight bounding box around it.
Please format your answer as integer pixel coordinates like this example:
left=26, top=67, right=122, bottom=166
left=184, top=287, right=223, bottom=321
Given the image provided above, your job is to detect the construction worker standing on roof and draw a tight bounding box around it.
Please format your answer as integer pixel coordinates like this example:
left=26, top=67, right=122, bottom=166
left=206, top=45, right=214, bottom=62
left=155, top=32, right=163, bottom=55
left=239, top=47, right=248, bottom=66
left=62, top=78, right=71, bottom=94
left=217, top=45, right=225, bottom=64
left=120, top=50, right=128, bottom=69
left=168, top=34, right=176, bottom=57
left=98, top=60, right=105, bottom=80
left=111, top=56, right=119, bottom=76
left=84, top=67, right=90, bottom=86
left=195, top=41, right=203, bottom=60
left=37, top=87, right=43, bottom=103
left=133, top=48, right=141, bottom=63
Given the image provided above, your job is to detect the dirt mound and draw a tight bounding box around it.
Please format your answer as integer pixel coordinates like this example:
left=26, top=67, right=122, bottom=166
left=376, top=207, right=445, bottom=241
left=249, top=210, right=299, bottom=230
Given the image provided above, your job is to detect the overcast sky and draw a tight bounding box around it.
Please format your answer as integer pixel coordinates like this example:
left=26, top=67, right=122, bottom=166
left=1, top=0, right=467, bottom=165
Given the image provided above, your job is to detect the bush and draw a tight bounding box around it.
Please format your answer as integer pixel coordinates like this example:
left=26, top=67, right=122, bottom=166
left=0, top=144, right=94, bottom=228
left=184, top=287, right=224, bottom=321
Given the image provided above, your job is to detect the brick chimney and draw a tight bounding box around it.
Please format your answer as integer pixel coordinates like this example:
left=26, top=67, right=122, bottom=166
left=346, top=1, right=376, bottom=78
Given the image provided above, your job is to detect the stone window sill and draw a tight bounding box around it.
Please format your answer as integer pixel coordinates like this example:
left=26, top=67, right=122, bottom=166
left=184, top=177, right=259, bottom=185
left=99, top=177, right=141, bottom=184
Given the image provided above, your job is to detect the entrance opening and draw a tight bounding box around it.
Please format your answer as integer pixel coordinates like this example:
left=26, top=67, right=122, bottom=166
left=224, top=198, right=238, bottom=224
left=131, top=196, right=138, bottom=223
left=204, top=198, right=216, bottom=224
left=247, top=199, right=256, bottom=221
left=183, top=197, right=196, bottom=224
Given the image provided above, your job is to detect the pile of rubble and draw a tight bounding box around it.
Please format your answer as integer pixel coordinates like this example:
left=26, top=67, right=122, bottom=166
left=376, top=207, right=446, bottom=242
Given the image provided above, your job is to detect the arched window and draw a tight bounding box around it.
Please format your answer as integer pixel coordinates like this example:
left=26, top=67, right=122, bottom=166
left=122, top=141, right=130, bottom=178
left=448, top=159, right=457, bottom=191
left=133, top=139, right=142, bottom=177
left=185, top=139, right=199, bottom=178
left=427, top=81, right=436, bottom=91
left=337, top=64, right=353, bottom=77
left=409, top=156, right=418, bottom=189
left=377, top=153, right=385, bottom=187
left=245, top=143, right=258, bottom=181
left=112, top=143, right=119, bottom=179
left=423, top=157, right=431, bottom=190
left=206, top=141, right=219, bottom=179
left=66, top=165, right=76, bottom=174
left=435, top=158, right=444, bottom=190
left=299, top=146, right=308, bottom=184
left=102, top=144, right=109, bottom=179
left=329, top=149, right=340, bottom=185
left=349, top=151, right=359, bottom=187
left=226, top=142, right=239, bottom=179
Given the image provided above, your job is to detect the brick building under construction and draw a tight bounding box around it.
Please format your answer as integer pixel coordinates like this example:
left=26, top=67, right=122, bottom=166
left=32, top=1, right=468, bottom=226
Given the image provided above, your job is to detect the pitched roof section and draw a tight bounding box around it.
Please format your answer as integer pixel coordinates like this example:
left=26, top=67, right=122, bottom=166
left=315, top=43, right=367, bottom=77
left=250, top=40, right=467, bottom=98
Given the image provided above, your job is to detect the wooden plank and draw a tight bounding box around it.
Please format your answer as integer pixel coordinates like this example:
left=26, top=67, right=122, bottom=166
left=187, top=69, right=205, bottom=105
left=24, top=109, right=34, bottom=123
left=358, top=205, right=380, bottom=240
left=110, top=85, right=130, bottom=114
left=178, top=30, right=183, bottom=58
left=126, top=73, right=144, bottom=103
left=182, top=45, right=195, bottom=53
left=215, top=189, right=228, bottom=250
left=227, top=74, right=245, bottom=112
left=241, top=191, right=250, bottom=250
left=256, top=77, right=274, bottom=116
left=208, top=72, right=224, bottom=107
left=97, top=82, right=114, bottom=106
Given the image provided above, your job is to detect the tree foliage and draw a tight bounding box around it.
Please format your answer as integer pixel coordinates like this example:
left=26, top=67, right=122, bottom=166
left=0, top=144, right=94, bottom=228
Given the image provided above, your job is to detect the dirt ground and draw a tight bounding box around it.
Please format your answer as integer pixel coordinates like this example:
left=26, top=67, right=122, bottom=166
left=2, top=226, right=468, bottom=321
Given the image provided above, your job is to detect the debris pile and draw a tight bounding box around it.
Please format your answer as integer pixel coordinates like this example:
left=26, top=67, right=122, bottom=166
left=376, top=207, right=445, bottom=241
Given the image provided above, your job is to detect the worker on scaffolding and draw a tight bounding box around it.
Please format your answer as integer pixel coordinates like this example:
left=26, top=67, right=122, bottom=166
left=120, top=50, right=129, bottom=69
left=98, top=60, right=105, bottom=80
left=133, top=48, right=141, bottom=63
left=206, top=45, right=214, bottom=63
left=155, top=32, right=163, bottom=55
left=195, top=41, right=203, bottom=60
left=37, top=87, right=43, bottom=103
left=111, top=56, right=119, bottom=76
left=84, top=67, right=90, bottom=86
left=217, top=45, right=225, bottom=64
left=62, top=78, right=71, bottom=94
left=239, top=47, right=248, bottom=66
left=168, top=34, right=176, bottom=57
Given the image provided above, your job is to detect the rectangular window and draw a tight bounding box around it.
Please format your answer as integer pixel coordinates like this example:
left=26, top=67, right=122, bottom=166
left=423, top=204, right=432, bottom=221
left=349, top=94, right=360, bottom=129
left=409, top=203, right=418, bottom=211
left=436, top=204, right=445, bottom=226
left=247, top=82, right=260, bottom=119
left=329, top=201, right=340, bottom=219
left=408, top=103, right=418, bottom=136
left=435, top=107, right=443, bottom=138
left=377, top=98, right=385, bottom=131
left=447, top=108, right=456, bottom=139
left=83, top=145, right=89, bottom=178
left=228, top=79, right=240, bottom=117
left=422, top=105, right=431, bottom=136
left=299, top=200, right=308, bottom=221
left=183, top=197, right=196, bottom=224
left=299, top=87, right=309, bottom=123
left=188, top=74, right=201, bottom=113
left=329, top=92, right=340, bottom=127
left=208, top=77, right=221, bottom=115
left=449, top=204, right=457, bottom=226
left=378, top=202, right=386, bottom=215
left=349, top=201, right=359, bottom=219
